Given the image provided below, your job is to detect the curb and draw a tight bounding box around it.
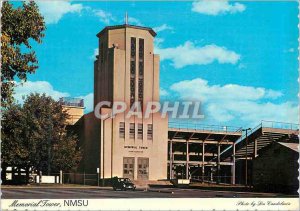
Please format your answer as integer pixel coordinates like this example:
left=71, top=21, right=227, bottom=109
left=147, top=188, right=174, bottom=194
left=1, top=186, right=111, bottom=189
left=188, top=187, right=279, bottom=196
left=1, top=186, right=147, bottom=192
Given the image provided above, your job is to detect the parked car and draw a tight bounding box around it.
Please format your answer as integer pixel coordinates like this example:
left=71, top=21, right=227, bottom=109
left=111, top=177, right=136, bottom=191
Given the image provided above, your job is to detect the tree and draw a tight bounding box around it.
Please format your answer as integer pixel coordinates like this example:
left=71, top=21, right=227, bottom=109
left=1, top=1, right=46, bottom=107
left=2, top=93, right=82, bottom=180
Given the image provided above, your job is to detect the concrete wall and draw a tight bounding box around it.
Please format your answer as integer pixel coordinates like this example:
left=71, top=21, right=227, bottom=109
left=62, top=106, right=84, bottom=125
left=252, top=143, right=299, bottom=193
left=103, top=112, right=168, bottom=180
left=76, top=112, right=101, bottom=174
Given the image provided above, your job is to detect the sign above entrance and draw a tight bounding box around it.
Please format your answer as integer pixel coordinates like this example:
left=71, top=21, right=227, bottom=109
left=124, top=146, right=148, bottom=150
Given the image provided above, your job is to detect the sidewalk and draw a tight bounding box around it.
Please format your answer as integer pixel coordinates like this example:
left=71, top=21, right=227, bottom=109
left=2, top=184, right=111, bottom=189
left=1, top=184, right=146, bottom=191
left=149, top=183, right=298, bottom=197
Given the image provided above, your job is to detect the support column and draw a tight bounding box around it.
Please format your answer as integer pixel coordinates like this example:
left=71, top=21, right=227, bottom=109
left=254, top=139, right=258, bottom=158
left=217, top=144, right=220, bottom=184
left=231, top=143, right=236, bottom=185
left=169, top=140, right=173, bottom=180
left=186, top=140, right=189, bottom=179
left=202, top=143, right=205, bottom=183
left=60, top=170, right=63, bottom=184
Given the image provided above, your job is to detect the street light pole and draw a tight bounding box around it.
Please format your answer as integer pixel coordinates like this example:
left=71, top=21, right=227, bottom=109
left=245, top=129, right=248, bottom=186
left=242, top=128, right=251, bottom=187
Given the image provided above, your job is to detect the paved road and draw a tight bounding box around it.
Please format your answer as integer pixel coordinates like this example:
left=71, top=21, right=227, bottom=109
left=2, top=187, right=294, bottom=199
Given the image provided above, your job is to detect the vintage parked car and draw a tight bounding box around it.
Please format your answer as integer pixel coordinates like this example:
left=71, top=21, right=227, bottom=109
left=111, top=177, right=136, bottom=191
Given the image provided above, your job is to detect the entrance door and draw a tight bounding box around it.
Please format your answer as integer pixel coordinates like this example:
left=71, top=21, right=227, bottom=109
left=123, top=157, right=134, bottom=180
left=137, top=158, right=149, bottom=180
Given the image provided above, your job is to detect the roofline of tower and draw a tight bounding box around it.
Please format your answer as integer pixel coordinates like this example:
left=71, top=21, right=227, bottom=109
left=96, top=24, right=157, bottom=38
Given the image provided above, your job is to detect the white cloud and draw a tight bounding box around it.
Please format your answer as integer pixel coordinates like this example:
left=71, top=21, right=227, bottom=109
left=37, top=1, right=83, bottom=24
left=90, top=48, right=98, bottom=60
left=14, top=81, right=94, bottom=113
left=170, top=78, right=297, bottom=125
left=155, top=41, right=240, bottom=68
left=288, top=48, right=295, bottom=52
left=160, top=88, right=169, bottom=97
left=14, top=81, right=70, bottom=103
left=192, top=0, right=245, bottom=16
left=238, top=63, right=246, bottom=70
left=153, top=24, right=173, bottom=33
left=154, top=38, right=164, bottom=47
left=94, top=9, right=116, bottom=24
left=285, top=48, right=295, bottom=53
left=128, top=16, right=143, bottom=26
left=77, top=93, right=93, bottom=112
left=171, top=78, right=283, bottom=102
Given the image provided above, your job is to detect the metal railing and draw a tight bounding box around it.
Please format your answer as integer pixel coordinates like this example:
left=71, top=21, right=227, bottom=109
left=261, top=120, right=299, bottom=130
left=63, top=173, right=98, bottom=186
left=221, top=120, right=299, bottom=157
left=235, top=120, right=299, bottom=145
left=168, top=121, right=242, bottom=133
left=59, top=97, right=84, bottom=107
left=190, top=176, right=236, bottom=185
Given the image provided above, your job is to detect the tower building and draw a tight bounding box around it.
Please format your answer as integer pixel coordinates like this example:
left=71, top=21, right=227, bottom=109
left=77, top=24, right=168, bottom=181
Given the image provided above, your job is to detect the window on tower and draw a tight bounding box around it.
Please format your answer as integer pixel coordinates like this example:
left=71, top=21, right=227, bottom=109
left=138, top=38, right=144, bottom=108
left=130, top=37, right=136, bottom=108
left=129, top=123, right=135, bottom=139
left=130, top=61, right=136, bottom=77
left=138, top=79, right=143, bottom=104
left=138, top=123, right=143, bottom=139
left=139, top=38, right=144, bottom=59
left=138, top=62, right=144, bottom=76
left=119, top=122, right=125, bottom=138
left=131, top=37, right=136, bottom=57
left=130, top=78, right=135, bottom=105
left=147, top=124, right=153, bottom=140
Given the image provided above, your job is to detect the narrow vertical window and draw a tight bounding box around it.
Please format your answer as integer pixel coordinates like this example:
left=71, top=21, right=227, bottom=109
left=131, top=37, right=136, bottom=58
left=129, top=123, right=135, bottom=139
left=138, top=38, right=144, bottom=108
left=139, top=38, right=144, bottom=59
left=130, top=37, right=136, bottom=108
left=138, top=123, right=143, bottom=139
left=119, top=122, right=125, bottom=138
left=138, top=79, right=143, bottom=110
left=147, top=124, right=153, bottom=140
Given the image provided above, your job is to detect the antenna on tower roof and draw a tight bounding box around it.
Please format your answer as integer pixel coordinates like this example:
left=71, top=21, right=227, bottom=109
left=125, top=12, right=128, bottom=25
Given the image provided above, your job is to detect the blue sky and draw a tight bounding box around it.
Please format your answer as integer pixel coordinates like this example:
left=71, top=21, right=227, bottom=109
left=15, top=0, right=299, bottom=128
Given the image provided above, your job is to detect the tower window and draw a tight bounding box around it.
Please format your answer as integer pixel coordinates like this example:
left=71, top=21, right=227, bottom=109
left=138, top=79, right=143, bottom=96
left=147, top=124, right=153, bottom=140
left=139, top=38, right=144, bottom=59
left=138, top=123, right=143, bottom=139
left=129, top=123, right=135, bottom=139
left=139, top=62, right=144, bottom=77
left=130, top=61, right=136, bottom=77
left=130, top=37, right=136, bottom=108
left=119, top=122, right=125, bottom=138
left=138, top=79, right=143, bottom=108
left=131, top=37, right=136, bottom=57
left=130, top=78, right=135, bottom=107
left=138, top=38, right=144, bottom=107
